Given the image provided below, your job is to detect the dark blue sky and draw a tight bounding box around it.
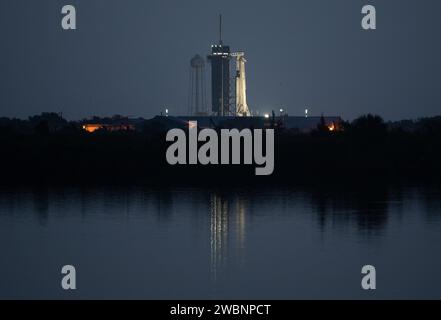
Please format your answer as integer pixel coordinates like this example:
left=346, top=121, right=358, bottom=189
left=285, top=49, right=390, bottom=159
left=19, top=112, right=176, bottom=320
left=1, top=0, right=440, bottom=120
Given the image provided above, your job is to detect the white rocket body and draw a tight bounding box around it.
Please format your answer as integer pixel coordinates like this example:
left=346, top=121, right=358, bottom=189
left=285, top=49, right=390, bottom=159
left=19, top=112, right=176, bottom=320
left=231, top=52, right=251, bottom=117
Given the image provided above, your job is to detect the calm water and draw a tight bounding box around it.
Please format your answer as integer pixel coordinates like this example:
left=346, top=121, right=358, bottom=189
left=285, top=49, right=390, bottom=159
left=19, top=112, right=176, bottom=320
left=0, top=184, right=440, bottom=299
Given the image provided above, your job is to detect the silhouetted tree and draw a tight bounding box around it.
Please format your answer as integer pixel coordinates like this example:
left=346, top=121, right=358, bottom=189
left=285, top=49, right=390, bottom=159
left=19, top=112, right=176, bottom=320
left=349, top=114, right=387, bottom=139
left=418, top=116, right=441, bottom=136
left=316, top=114, right=329, bottom=134
left=34, top=120, right=50, bottom=135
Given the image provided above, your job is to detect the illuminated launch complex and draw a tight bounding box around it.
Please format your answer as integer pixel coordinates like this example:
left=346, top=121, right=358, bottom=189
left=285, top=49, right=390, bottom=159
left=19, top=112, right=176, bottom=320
left=189, top=15, right=251, bottom=117
left=176, top=14, right=343, bottom=132
left=82, top=15, right=342, bottom=133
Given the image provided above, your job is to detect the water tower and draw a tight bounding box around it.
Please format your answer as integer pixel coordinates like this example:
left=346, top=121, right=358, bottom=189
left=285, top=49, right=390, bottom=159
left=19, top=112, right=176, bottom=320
left=188, top=54, right=208, bottom=116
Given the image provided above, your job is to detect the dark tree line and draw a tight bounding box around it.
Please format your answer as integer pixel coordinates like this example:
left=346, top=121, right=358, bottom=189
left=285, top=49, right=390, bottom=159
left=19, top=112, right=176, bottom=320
left=0, top=113, right=441, bottom=185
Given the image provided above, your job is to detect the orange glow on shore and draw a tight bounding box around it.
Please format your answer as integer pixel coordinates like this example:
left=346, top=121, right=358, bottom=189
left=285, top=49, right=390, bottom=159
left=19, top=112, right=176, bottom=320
left=328, top=123, right=336, bottom=132
left=82, top=124, right=103, bottom=133
left=82, top=123, right=135, bottom=133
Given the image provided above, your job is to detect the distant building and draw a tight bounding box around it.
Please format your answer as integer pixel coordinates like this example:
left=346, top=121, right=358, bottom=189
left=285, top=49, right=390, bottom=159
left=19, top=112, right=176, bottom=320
left=81, top=123, right=135, bottom=133
left=80, top=115, right=140, bottom=133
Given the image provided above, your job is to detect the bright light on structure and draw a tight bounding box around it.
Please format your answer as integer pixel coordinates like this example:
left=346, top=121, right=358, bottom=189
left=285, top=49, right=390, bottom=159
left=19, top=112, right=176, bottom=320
left=165, top=108, right=169, bottom=117
left=82, top=124, right=103, bottom=133
left=328, top=123, right=336, bottom=132
left=188, top=121, right=197, bottom=129
left=280, top=109, right=284, bottom=113
left=305, top=108, right=308, bottom=118
left=264, top=113, right=270, bottom=119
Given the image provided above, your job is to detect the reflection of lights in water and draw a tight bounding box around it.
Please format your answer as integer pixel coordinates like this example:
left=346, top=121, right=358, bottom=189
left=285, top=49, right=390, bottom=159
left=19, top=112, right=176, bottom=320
left=210, top=194, right=228, bottom=283
left=235, top=199, right=246, bottom=259
left=210, top=194, right=247, bottom=284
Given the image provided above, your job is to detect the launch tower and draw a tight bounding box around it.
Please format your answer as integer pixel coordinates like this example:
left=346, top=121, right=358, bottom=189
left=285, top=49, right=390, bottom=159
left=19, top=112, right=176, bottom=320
left=208, top=15, right=231, bottom=116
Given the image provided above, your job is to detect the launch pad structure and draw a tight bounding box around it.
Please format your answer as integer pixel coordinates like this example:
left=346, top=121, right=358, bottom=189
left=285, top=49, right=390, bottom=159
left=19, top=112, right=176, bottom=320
left=189, top=15, right=251, bottom=117
left=162, top=15, right=343, bottom=132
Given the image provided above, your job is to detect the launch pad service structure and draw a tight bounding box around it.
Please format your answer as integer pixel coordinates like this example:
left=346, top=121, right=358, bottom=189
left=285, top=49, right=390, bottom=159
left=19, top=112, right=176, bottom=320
left=190, top=15, right=251, bottom=117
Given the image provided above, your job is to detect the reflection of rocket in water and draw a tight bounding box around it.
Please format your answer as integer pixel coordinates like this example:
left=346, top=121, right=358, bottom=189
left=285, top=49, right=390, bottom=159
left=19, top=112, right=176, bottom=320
left=210, top=193, right=247, bottom=283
